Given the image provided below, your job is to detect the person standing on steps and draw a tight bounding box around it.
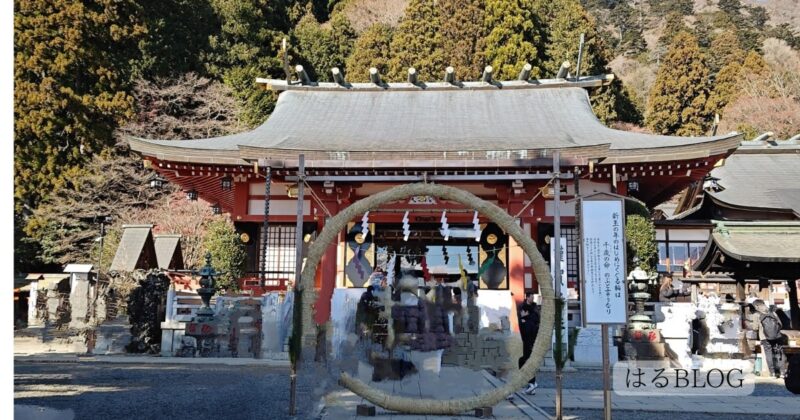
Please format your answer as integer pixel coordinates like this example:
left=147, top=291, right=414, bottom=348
left=518, top=292, right=540, bottom=395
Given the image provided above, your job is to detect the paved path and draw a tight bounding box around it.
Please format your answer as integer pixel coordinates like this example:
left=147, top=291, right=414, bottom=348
left=321, top=366, right=549, bottom=419
left=15, top=353, right=290, bottom=367
left=322, top=366, right=800, bottom=419
left=528, top=385, right=800, bottom=416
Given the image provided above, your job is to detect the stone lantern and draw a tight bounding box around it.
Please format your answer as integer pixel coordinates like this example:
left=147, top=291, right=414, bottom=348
left=627, top=264, right=655, bottom=330
left=184, top=253, right=226, bottom=356
left=624, top=263, right=665, bottom=360
left=196, top=253, right=218, bottom=320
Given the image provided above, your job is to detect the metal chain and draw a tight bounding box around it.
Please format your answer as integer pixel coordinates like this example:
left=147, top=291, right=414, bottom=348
left=260, top=166, right=272, bottom=284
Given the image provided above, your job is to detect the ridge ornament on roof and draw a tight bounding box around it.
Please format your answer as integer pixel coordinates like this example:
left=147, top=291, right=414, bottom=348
left=257, top=72, right=615, bottom=92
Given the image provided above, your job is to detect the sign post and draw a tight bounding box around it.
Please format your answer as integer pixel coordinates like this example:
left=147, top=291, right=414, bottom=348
left=579, top=194, right=628, bottom=420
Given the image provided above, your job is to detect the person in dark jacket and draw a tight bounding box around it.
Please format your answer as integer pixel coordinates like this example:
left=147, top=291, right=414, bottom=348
left=518, top=293, right=540, bottom=395
left=659, top=274, right=690, bottom=302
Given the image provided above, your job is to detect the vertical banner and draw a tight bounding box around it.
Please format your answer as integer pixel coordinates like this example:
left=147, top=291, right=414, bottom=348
left=579, top=197, right=628, bottom=325
left=550, top=236, right=568, bottom=297
left=551, top=236, right=568, bottom=357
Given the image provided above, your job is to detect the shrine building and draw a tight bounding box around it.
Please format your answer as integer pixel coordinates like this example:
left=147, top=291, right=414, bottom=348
left=128, top=67, right=743, bottom=330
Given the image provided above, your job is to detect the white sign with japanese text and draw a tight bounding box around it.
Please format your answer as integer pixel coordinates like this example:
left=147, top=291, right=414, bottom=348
left=580, top=199, right=627, bottom=324
left=551, top=236, right=569, bottom=358
left=550, top=236, right=568, bottom=297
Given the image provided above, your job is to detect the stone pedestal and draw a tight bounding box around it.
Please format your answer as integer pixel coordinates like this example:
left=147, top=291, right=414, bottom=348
left=68, top=277, right=90, bottom=329
left=655, top=302, right=695, bottom=367
left=573, top=325, right=601, bottom=365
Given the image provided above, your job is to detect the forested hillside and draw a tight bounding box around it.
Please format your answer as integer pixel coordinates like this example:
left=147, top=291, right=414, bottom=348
left=14, top=0, right=800, bottom=272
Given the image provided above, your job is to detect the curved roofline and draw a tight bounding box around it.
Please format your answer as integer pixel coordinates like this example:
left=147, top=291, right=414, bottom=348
left=707, top=192, right=799, bottom=218
left=127, top=76, right=743, bottom=166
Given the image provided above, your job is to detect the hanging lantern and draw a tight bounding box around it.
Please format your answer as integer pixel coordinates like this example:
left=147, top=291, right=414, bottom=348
left=186, top=189, right=198, bottom=201
left=149, top=176, right=166, bottom=189
left=220, top=175, right=233, bottom=191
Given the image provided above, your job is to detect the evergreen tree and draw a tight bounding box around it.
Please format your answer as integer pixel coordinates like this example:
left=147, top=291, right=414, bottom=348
left=648, top=0, right=693, bottom=17
left=707, top=30, right=744, bottom=75
left=203, top=218, right=246, bottom=292
left=387, top=0, right=445, bottom=81
left=483, top=0, right=544, bottom=79
left=344, top=23, right=394, bottom=82
left=14, top=0, right=146, bottom=210
left=608, top=1, right=647, bottom=56
left=768, top=23, right=800, bottom=50
left=205, top=0, right=290, bottom=125
left=293, top=12, right=356, bottom=81
left=135, top=0, right=218, bottom=79
left=540, top=0, right=609, bottom=77
left=439, top=0, right=487, bottom=80
left=539, top=0, right=639, bottom=124
left=693, top=16, right=714, bottom=50
left=706, top=61, right=742, bottom=118
left=646, top=32, right=713, bottom=135
left=658, top=12, right=689, bottom=50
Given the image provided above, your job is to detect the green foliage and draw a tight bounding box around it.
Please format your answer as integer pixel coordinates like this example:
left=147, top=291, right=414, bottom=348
left=206, top=0, right=288, bottom=126
left=706, top=61, right=743, bottom=117
left=345, top=23, right=394, bottom=82
left=714, top=0, right=766, bottom=52
left=223, top=66, right=278, bottom=127
left=540, top=0, right=609, bottom=77
left=646, top=32, right=712, bottom=135
left=289, top=289, right=302, bottom=366
left=388, top=0, right=445, bottom=81
left=648, top=0, right=692, bottom=17
left=608, top=2, right=647, bottom=56
left=553, top=297, right=567, bottom=369
left=202, top=218, right=246, bottom=292
left=293, top=12, right=356, bottom=81
left=14, top=0, right=146, bottom=210
left=440, top=0, right=487, bottom=80
left=707, top=50, right=767, bottom=121
left=591, top=80, right=643, bottom=124
left=483, top=0, right=544, bottom=79
left=707, top=30, right=745, bottom=74
left=625, top=214, right=657, bottom=273
left=658, top=12, right=689, bottom=50
left=135, top=0, right=218, bottom=79
left=567, top=327, right=580, bottom=362
left=768, top=23, right=800, bottom=50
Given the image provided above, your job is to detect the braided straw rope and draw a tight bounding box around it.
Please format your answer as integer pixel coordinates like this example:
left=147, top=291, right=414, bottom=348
left=299, top=183, right=555, bottom=414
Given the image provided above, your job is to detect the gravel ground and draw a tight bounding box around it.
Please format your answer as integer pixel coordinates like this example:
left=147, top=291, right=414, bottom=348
left=15, top=362, right=304, bottom=420
left=533, top=368, right=796, bottom=397
left=560, top=409, right=799, bottom=420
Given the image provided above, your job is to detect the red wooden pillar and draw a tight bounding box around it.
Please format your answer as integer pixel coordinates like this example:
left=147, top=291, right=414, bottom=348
left=313, top=195, right=341, bottom=325
left=231, top=180, right=250, bottom=222
left=508, top=235, right=524, bottom=333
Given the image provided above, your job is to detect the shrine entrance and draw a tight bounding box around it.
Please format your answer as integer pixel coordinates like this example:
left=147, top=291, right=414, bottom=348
left=298, top=182, right=555, bottom=415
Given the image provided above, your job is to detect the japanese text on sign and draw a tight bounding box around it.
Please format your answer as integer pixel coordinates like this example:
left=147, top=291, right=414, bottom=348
left=580, top=199, right=627, bottom=324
